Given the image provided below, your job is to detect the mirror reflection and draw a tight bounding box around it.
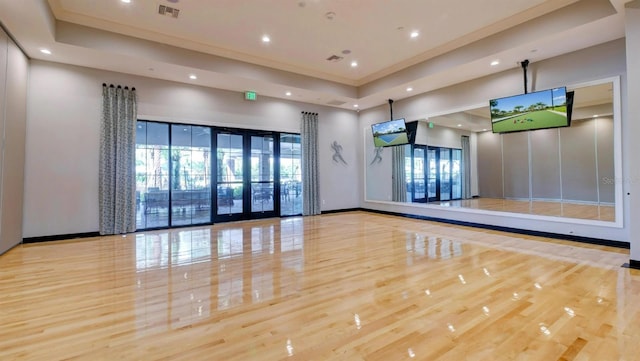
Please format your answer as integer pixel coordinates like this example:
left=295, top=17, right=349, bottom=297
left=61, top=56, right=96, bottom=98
left=365, top=79, right=617, bottom=222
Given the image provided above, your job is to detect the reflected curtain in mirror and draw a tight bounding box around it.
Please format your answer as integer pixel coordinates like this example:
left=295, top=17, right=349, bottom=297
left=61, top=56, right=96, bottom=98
left=99, top=84, right=137, bottom=235
left=392, top=146, right=407, bottom=202
left=461, top=135, right=472, bottom=199
left=301, top=112, right=320, bottom=215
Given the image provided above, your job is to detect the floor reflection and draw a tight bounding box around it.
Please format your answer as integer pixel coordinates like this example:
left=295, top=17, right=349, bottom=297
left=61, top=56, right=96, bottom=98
left=2, top=213, right=639, bottom=360
left=434, top=197, right=615, bottom=222
left=133, top=218, right=305, bottom=330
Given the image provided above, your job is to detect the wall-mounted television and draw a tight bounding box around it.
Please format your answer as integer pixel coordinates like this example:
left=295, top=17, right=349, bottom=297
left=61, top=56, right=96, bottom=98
left=372, top=118, right=409, bottom=147
left=490, top=87, right=570, bottom=133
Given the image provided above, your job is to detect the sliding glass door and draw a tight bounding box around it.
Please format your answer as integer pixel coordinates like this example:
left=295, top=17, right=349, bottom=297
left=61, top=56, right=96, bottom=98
left=280, top=134, right=302, bottom=216
left=427, top=146, right=462, bottom=202
left=136, top=121, right=300, bottom=230
left=170, top=124, right=212, bottom=226
left=136, top=122, right=213, bottom=229
left=214, top=130, right=279, bottom=222
left=410, top=145, right=427, bottom=202
left=427, top=147, right=438, bottom=202
left=250, top=135, right=276, bottom=214
left=404, top=144, right=463, bottom=204
left=215, top=132, right=244, bottom=220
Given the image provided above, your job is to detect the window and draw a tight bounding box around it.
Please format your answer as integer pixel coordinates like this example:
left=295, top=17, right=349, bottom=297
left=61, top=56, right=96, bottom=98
left=136, top=121, right=302, bottom=230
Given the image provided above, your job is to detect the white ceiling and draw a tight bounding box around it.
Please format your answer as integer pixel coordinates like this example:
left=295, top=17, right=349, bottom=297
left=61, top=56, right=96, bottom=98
left=0, top=0, right=628, bottom=117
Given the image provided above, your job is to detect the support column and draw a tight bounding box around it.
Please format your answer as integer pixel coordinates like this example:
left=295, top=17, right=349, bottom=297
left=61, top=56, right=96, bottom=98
left=625, top=0, right=640, bottom=268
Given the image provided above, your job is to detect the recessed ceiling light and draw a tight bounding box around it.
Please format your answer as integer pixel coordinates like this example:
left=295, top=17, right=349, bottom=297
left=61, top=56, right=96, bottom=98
left=189, top=74, right=197, bottom=80
left=482, top=129, right=487, bottom=131
left=121, top=0, right=131, bottom=3
left=262, top=35, right=271, bottom=43
left=40, top=49, right=51, bottom=55
left=457, top=124, right=462, bottom=127
left=353, top=104, right=359, bottom=108
left=406, top=87, right=413, bottom=92
left=490, top=60, right=500, bottom=66
left=285, top=91, right=292, bottom=96
left=351, top=61, right=358, bottom=67
left=593, top=114, right=598, bottom=118
left=410, top=31, right=419, bottom=38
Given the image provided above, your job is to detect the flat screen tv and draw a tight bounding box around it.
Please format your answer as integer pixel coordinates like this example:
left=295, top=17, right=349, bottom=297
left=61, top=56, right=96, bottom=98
left=490, top=87, right=570, bottom=133
left=371, top=118, right=409, bottom=147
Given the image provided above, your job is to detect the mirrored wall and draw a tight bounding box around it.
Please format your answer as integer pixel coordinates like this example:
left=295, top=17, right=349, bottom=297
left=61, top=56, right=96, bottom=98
left=365, top=77, right=621, bottom=224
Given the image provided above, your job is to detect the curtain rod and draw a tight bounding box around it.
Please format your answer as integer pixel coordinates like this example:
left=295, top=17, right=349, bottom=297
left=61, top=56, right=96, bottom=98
left=102, top=83, right=136, bottom=91
left=301, top=111, right=318, bottom=115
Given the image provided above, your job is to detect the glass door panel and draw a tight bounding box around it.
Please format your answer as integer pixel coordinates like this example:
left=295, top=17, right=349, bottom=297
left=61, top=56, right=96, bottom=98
left=216, top=133, right=244, bottom=217
left=413, top=146, right=426, bottom=202
left=170, top=125, right=212, bottom=227
left=404, top=144, right=412, bottom=202
left=427, top=148, right=437, bottom=201
left=440, top=148, right=451, bottom=201
left=452, top=149, right=462, bottom=200
left=136, top=121, right=170, bottom=229
left=250, top=135, right=275, bottom=214
left=280, top=134, right=302, bottom=216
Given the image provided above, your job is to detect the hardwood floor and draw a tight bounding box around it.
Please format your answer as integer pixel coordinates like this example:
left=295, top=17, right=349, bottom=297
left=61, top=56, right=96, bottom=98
left=0, top=211, right=637, bottom=360
left=434, top=198, right=615, bottom=222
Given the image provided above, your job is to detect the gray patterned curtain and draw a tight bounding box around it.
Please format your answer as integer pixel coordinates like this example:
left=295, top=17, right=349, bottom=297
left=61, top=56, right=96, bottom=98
left=301, top=112, right=321, bottom=215
left=99, top=84, right=137, bottom=235
left=392, top=145, right=407, bottom=202
left=461, top=135, right=472, bottom=199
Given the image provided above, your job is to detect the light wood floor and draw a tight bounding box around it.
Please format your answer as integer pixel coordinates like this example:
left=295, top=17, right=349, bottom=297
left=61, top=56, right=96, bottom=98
left=434, top=198, right=615, bottom=222
left=0, top=212, right=637, bottom=360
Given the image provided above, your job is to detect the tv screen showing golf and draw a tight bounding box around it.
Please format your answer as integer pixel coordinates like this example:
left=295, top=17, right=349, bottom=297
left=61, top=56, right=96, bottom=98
left=371, top=118, right=409, bottom=147
left=490, top=87, right=569, bottom=133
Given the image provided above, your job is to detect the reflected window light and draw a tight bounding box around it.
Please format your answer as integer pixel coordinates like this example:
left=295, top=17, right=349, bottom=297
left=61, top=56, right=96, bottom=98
left=534, top=282, right=542, bottom=290
left=354, top=314, right=362, bottom=330
left=597, top=297, right=604, bottom=304
left=564, top=306, right=576, bottom=317
left=512, top=292, right=520, bottom=300
left=483, top=267, right=491, bottom=277
left=286, top=339, right=294, bottom=356
left=458, top=274, right=466, bottom=285
left=408, top=348, right=416, bottom=358
left=447, top=323, right=456, bottom=332
left=441, top=239, right=452, bottom=259
left=425, top=289, right=432, bottom=297
left=482, top=306, right=490, bottom=316
left=539, top=323, right=551, bottom=336
left=453, top=241, right=463, bottom=256
left=428, top=237, right=437, bottom=259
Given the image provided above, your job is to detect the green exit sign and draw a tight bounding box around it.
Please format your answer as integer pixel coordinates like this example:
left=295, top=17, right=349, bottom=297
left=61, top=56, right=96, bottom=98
left=245, top=91, right=257, bottom=101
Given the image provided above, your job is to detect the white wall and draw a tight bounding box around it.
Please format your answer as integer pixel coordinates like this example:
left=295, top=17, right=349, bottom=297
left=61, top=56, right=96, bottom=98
left=24, top=61, right=360, bottom=238
left=0, top=27, right=28, bottom=254
left=359, top=39, right=628, bottom=242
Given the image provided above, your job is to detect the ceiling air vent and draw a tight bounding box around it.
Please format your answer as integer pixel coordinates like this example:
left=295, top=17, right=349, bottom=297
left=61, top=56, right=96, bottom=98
left=326, top=54, right=343, bottom=62
left=159, top=4, right=180, bottom=18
